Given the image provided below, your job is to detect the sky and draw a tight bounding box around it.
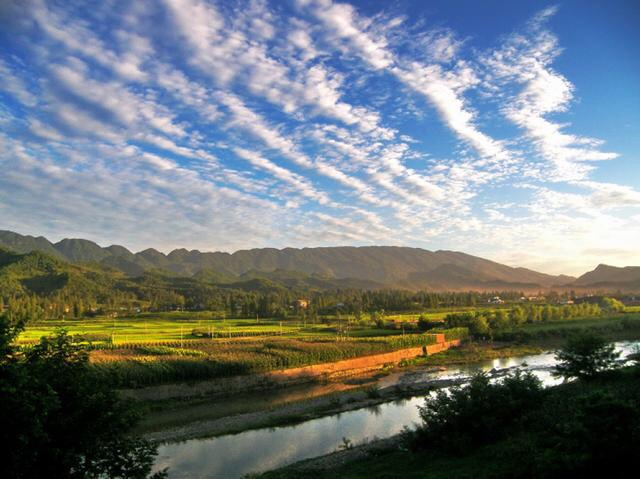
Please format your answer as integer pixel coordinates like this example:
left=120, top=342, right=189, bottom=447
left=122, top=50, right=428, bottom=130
left=0, top=0, right=639, bottom=276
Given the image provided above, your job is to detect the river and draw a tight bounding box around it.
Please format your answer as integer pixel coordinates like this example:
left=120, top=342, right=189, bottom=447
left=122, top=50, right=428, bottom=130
left=153, top=340, right=639, bottom=479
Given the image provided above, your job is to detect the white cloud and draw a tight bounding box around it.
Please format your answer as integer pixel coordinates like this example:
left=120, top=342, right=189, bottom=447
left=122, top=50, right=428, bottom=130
left=482, top=9, right=618, bottom=181
left=233, top=147, right=330, bottom=204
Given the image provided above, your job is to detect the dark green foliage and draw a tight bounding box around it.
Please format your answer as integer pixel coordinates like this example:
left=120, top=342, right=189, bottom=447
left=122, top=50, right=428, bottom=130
left=407, top=371, right=543, bottom=453
left=498, top=377, right=640, bottom=478
left=554, top=333, right=620, bottom=379
left=402, top=361, right=640, bottom=479
left=0, top=314, right=165, bottom=478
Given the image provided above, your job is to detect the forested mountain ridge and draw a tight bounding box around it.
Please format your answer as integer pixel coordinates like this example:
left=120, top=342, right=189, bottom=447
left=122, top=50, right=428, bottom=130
left=0, top=230, right=575, bottom=291
left=0, top=246, right=532, bottom=319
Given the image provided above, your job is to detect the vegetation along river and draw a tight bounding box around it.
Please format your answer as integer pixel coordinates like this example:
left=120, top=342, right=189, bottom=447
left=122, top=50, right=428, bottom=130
left=153, top=341, right=640, bottom=479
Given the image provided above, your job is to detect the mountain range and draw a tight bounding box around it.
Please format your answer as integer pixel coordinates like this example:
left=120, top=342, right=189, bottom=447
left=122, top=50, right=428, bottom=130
left=1, top=230, right=638, bottom=292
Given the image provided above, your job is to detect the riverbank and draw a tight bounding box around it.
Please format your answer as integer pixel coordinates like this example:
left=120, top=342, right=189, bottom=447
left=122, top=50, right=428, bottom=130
left=257, top=363, right=640, bottom=479
left=138, top=341, right=542, bottom=441
left=140, top=323, right=640, bottom=443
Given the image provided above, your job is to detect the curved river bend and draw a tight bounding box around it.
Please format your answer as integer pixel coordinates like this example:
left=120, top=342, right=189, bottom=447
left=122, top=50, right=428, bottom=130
left=153, top=341, right=639, bottom=479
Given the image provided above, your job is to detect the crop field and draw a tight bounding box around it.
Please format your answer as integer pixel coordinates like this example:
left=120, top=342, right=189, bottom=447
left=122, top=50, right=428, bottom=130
left=88, top=328, right=469, bottom=388
left=17, top=310, right=456, bottom=345
left=14, top=310, right=471, bottom=388
left=17, top=316, right=311, bottom=344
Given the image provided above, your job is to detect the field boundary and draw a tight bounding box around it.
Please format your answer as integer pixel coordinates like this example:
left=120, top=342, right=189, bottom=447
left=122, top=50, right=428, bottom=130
left=120, top=339, right=461, bottom=401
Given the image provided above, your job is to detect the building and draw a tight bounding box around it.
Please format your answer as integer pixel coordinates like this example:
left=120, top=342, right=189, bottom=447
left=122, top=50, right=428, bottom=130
left=295, top=298, right=310, bottom=309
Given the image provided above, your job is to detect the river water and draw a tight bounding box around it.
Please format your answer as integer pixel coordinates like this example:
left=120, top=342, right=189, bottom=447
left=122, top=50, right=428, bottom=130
left=153, top=341, right=640, bottom=479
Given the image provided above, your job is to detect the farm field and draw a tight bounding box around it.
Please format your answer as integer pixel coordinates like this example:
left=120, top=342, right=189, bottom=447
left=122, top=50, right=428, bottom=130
left=16, top=309, right=640, bottom=389
left=16, top=308, right=511, bottom=345
left=88, top=328, right=468, bottom=388
left=15, top=311, right=471, bottom=388
left=15, top=311, right=443, bottom=345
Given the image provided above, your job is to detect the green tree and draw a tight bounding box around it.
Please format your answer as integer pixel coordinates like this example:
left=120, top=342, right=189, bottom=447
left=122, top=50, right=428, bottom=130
left=554, top=334, right=620, bottom=380
left=0, top=314, right=166, bottom=478
left=509, top=306, right=525, bottom=325
left=600, top=297, right=625, bottom=313
left=468, top=314, right=490, bottom=338
left=489, top=309, right=510, bottom=332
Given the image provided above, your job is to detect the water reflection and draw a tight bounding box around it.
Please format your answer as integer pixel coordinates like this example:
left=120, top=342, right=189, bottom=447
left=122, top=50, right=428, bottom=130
left=154, top=340, right=639, bottom=479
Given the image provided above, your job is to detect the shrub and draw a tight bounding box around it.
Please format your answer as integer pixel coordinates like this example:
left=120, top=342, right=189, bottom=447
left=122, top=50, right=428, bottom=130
left=407, top=371, right=543, bottom=453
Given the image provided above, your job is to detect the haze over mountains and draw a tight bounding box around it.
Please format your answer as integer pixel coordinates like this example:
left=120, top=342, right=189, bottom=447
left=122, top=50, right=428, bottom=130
left=1, top=230, right=638, bottom=292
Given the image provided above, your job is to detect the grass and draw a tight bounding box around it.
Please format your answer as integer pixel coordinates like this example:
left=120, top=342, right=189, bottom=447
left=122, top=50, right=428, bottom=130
left=16, top=315, right=312, bottom=344
left=400, top=342, right=546, bottom=368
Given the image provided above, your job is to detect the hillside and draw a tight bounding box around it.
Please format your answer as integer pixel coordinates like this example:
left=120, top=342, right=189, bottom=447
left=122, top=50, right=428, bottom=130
left=573, top=264, right=640, bottom=291
left=0, top=248, right=126, bottom=302
left=0, top=230, right=575, bottom=291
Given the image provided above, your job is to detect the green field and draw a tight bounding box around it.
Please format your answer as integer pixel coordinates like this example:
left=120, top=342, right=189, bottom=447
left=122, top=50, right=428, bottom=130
left=17, top=308, right=514, bottom=345
left=16, top=311, right=443, bottom=345
left=18, top=314, right=313, bottom=344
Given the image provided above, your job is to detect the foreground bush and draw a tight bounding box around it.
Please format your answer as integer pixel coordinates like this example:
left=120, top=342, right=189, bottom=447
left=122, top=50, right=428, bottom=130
left=405, top=336, right=640, bottom=478
left=0, top=315, right=165, bottom=478
left=407, top=371, right=543, bottom=453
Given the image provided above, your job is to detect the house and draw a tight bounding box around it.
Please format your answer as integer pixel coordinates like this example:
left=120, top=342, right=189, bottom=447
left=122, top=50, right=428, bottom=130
left=524, top=296, right=545, bottom=302
left=295, top=298, right=310, bottom=309
left=488, top=296, right=504, bottom=304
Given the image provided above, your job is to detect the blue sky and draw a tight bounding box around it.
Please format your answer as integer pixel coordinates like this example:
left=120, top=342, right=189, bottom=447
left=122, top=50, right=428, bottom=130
left=0, top=0, right=638, bottom=275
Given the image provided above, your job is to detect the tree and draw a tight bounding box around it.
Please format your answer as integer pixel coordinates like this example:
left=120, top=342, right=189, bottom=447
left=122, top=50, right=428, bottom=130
left=0, top=314, right=166, bottom=478
left=600, top=297, right=625, bottom=313
left=554, top=334, right=620, bottom=380
left=489, top=309, right=510, bottom=332
left=509, top=306, right=525, bottom=325
left=468, top=314, right=490, bottom=338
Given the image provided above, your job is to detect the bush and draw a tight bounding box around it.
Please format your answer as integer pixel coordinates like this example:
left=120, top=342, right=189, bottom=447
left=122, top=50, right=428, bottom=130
left=407, top=371, right=543, bottom=453
left=500, top=388, right=640, bottom=478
